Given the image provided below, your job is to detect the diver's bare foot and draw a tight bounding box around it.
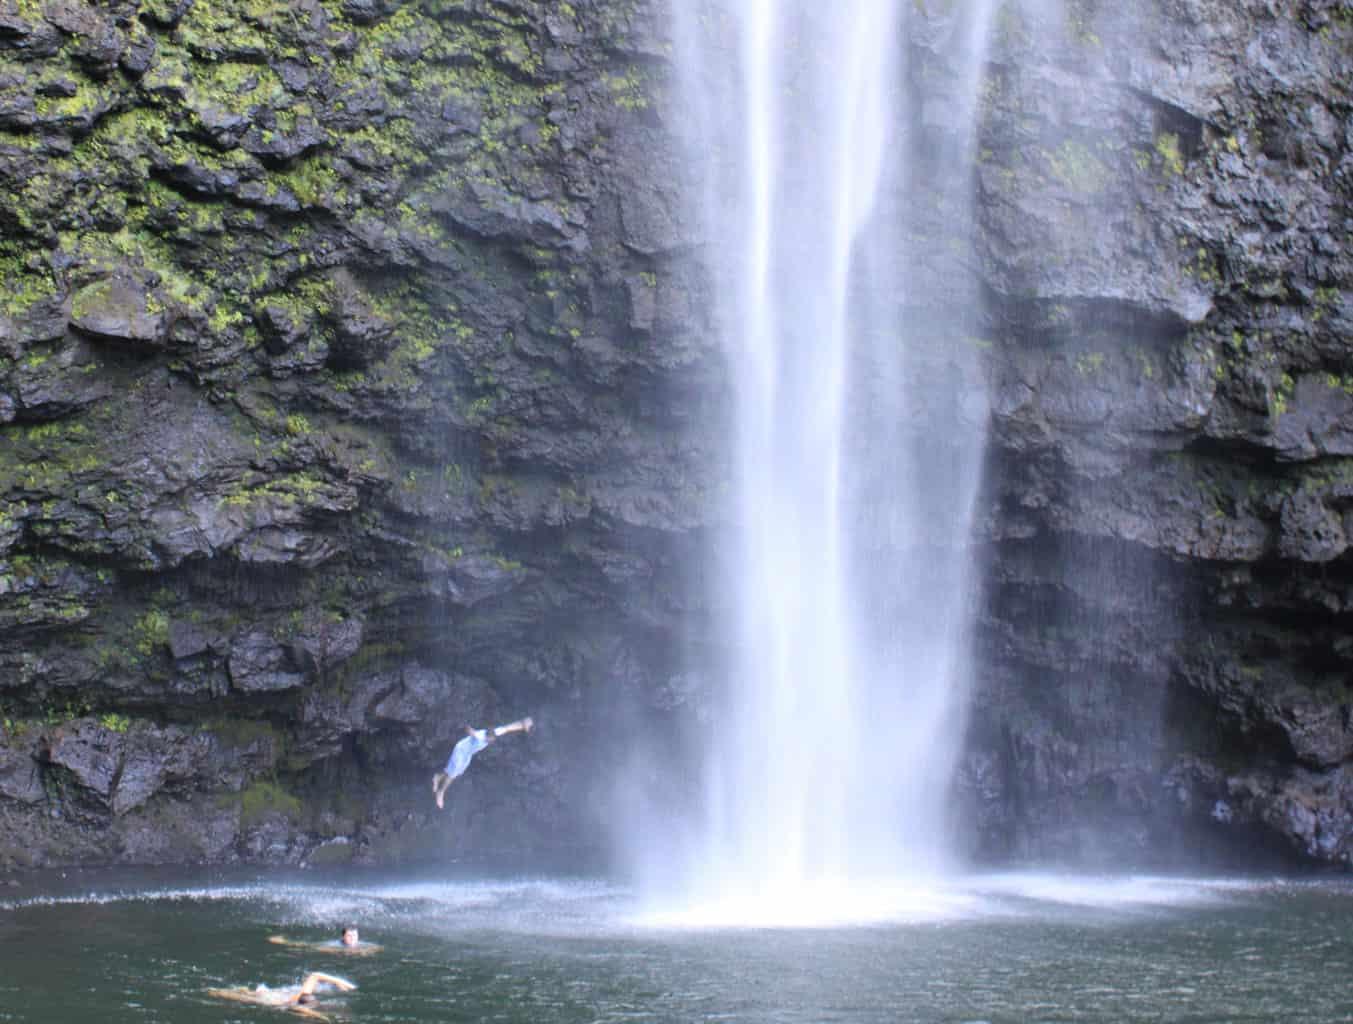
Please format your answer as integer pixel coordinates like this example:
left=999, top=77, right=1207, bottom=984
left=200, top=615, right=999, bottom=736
left=523, top=716, right=534, bottom=734
left=435, top=790, right=444, bottom=810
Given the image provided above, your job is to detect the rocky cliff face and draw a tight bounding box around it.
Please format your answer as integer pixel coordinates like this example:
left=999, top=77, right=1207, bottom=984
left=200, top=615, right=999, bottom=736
left=0, top=0, right=717, bottom=869
left=0, top=0, right=1350, bottom=873
left=963, top=0, right=1353, bottom=869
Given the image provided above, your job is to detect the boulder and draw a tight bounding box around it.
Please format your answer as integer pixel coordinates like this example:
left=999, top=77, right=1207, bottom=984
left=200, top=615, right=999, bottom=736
left=69, top=276, right=169, bottom=347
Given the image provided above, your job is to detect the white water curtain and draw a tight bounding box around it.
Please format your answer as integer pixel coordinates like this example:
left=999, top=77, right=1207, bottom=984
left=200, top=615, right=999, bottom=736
left=662, top=0, right=997, bottom=918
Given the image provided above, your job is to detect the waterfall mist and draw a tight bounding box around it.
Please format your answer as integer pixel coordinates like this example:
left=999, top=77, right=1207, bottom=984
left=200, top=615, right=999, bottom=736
left=640, top=0, right=1002, bottom=917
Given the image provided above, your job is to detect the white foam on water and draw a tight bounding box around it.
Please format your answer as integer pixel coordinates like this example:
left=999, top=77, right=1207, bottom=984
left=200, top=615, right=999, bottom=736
left=0, top=876, right=635, bottom=943
left=0, top=883, right=292, bottom=912
left=962, top=873, right=1256, bottom=911
left=0, top=872, right=1285, bottom=932
left=629, top=872, right=1283, bottom=930
left=0, top=881, right=402, bottom=920
left=362, top=878, right=619, bottom=906
left=632, top=876, right=982, bottom=930
left=340, top=878, right=635, bottom=937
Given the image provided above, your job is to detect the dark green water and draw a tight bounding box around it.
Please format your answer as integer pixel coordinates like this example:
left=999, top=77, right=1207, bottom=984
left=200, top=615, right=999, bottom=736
left=1, top=871, right=1350, bottom=1023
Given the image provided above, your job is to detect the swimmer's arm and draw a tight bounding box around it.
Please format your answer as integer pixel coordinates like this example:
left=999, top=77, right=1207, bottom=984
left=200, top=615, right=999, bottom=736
left=300, top=972, right=357, bottom=994
left=268, top=935, right=297, bottom=947
left=287, top=1005, right=331, bottom=1022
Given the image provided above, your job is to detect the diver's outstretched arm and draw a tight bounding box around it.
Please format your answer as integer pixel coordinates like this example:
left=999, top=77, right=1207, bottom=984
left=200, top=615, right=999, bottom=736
left=492, top=717, right=533, bottom=737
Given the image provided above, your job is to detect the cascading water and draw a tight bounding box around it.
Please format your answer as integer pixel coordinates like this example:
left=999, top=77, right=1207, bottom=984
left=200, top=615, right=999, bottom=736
left=660, top=0, right=999, bottom=918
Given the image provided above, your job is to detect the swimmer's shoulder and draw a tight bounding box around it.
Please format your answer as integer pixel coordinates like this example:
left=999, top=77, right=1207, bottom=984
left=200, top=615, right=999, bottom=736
left=267, top=935, right=382, bottom=955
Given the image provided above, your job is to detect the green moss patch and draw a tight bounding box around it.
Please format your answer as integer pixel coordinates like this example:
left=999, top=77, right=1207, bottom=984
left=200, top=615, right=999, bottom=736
left=239, top=779, right=303, bottom=826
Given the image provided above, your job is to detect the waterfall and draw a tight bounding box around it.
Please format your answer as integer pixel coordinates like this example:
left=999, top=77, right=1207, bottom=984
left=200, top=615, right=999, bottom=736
left=660, top=0, right=997, bottom=918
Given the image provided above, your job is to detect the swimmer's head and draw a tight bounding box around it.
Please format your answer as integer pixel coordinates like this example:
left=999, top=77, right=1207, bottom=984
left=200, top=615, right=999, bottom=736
left=340, top=926, right=358, bottom=947
left=297, top=992, right=316, bottom=1005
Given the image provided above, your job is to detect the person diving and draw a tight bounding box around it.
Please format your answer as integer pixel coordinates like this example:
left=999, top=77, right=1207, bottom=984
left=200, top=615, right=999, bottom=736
left=432, top=717, right=534, bottom=809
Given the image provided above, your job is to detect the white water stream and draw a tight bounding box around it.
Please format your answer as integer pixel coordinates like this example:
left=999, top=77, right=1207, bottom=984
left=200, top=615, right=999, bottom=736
left=663, top=0, right=999, bottom=914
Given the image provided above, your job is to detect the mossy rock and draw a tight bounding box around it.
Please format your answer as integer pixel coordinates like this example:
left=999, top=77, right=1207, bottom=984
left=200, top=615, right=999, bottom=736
left=239, top=779, right=303, bottom=826
left=69, top=276, right=169, bottom=346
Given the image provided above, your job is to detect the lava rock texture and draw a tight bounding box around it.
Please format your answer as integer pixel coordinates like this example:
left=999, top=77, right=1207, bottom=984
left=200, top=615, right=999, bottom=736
left=0, top=0, right=716, bottom=869
left=963, top=0, right=1353, bottom=869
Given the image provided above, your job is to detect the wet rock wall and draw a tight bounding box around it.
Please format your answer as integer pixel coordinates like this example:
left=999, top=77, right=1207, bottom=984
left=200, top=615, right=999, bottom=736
left=0, top=0, right=716, bottom=869
left=963, top=0, right=1353, bottom=869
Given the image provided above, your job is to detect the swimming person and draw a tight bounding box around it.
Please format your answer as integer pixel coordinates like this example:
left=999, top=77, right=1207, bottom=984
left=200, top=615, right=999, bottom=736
left=432, top=717, right=534, bottom=808
left=267, top=925, right=382, bottom=955
left=207, top=971, right=355, bottom=1020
